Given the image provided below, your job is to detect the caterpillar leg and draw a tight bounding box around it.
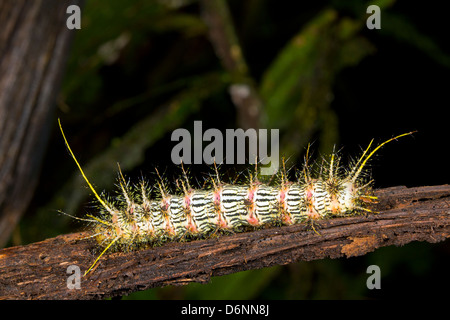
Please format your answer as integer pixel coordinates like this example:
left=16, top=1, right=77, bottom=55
left=353, top=206, right=379, bottom=217
left=305, top=218, right=323, bottom=236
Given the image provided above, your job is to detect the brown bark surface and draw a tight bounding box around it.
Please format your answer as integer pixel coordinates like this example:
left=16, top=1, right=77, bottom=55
left=0, top=184, right=449, bottom=300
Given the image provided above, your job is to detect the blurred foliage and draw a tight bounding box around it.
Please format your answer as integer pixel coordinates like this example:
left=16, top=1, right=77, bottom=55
left=16, top=0, right=450, bottom=299
left=260, top=8, right=375, bottom=156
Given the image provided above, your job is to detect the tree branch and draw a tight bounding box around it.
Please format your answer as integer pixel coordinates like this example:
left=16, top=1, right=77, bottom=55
left=1, top=184, right=449, bottom=300
left=0, top=0, right=82, bottom=247
left=200, top=0, right=262, bottom=130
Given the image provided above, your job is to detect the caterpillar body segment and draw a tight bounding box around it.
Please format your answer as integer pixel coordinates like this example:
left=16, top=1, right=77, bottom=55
left=58, top=119, right=414, bottom=275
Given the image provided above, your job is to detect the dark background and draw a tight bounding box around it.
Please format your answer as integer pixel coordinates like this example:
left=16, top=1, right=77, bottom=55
left=13, top=0, right=449, bottom=299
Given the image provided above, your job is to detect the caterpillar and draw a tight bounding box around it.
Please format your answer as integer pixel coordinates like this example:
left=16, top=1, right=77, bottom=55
left=58, top=119, right=413, bottom=275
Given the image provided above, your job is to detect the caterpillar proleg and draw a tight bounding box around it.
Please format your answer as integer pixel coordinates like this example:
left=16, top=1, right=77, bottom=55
left=58, top=119, right=413, bottom=276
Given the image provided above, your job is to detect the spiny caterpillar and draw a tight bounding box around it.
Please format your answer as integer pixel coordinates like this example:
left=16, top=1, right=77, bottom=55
left=58, top=119, right=413, bottom=275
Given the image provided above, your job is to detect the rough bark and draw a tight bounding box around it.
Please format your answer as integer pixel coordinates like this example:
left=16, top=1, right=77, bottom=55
left=0, top=184, right=449, bottom=300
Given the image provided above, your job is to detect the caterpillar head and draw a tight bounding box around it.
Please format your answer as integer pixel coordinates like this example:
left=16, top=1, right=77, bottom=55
left=333, top=180, right=375, bottom=215
left=330, top=132, right=415, bottom=215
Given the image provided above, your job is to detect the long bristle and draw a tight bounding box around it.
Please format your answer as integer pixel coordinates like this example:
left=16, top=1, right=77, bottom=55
left=58, top=119, right=114, bottom=216
left=350, top=132, right=416, bottom=183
